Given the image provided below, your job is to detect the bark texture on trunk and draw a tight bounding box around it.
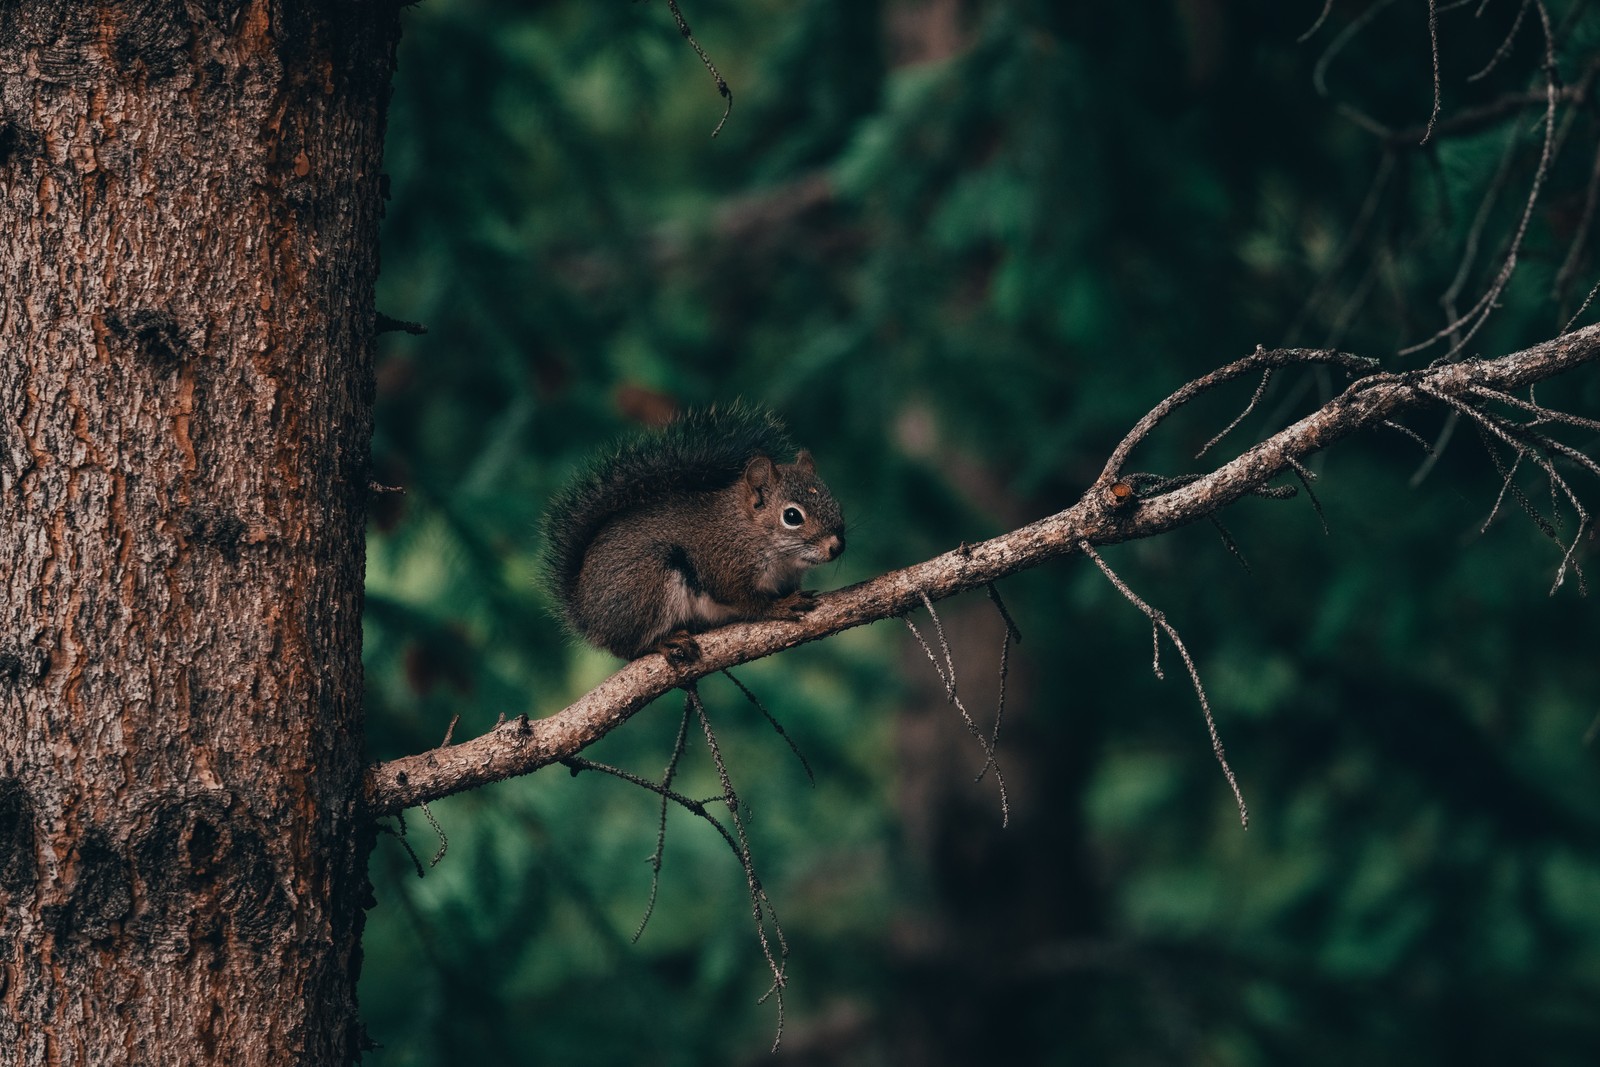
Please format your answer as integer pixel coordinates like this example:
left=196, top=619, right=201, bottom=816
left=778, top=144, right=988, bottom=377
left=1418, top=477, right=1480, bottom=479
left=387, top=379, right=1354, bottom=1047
left=0, top=3, right=398, bottom=1063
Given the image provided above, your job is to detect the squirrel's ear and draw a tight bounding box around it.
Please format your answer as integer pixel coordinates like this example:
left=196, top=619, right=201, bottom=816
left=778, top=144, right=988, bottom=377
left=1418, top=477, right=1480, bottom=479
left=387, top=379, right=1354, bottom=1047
left=743, top=455, right=776, bottom=488
left=793, top=450, right=816, bottom=474
left=743, top=455, right=775, bottom=510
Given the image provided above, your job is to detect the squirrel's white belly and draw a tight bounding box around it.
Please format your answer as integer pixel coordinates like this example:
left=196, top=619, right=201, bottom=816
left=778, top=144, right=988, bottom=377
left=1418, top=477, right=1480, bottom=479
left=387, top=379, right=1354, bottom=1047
left=663, top=569, right=743, bottom=628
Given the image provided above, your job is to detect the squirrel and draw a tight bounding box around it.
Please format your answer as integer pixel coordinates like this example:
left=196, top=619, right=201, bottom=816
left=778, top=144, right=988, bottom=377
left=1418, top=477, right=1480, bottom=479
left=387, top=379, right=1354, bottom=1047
left=540, top=405, right=846, bottom=663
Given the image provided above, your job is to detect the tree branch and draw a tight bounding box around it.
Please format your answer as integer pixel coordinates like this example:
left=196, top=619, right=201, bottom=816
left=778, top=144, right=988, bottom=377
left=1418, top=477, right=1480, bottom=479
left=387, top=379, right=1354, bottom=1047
left=362, top=322, right=1600, bottom=817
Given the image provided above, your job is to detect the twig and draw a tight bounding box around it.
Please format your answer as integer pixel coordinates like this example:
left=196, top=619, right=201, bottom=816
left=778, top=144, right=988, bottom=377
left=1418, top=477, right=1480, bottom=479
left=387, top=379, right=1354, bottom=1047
left=1197, top=369, right=1274, bottom=460
left=1080, top=544, right=1249, bottom=829
left=1389, top=83, right=1586, bottom=145
left=562, top=755, right=736, bottom=843
left=1481, top=448, right=1527, bottom=531
left=1287, top=153, right=1397, bottom=344
left=1467, top=385, right=1600, bottom=435
left=1403, top=0, right=1560, bottom=362
left=1425, top=384, right=1592, bottom=591
left=1286, top=456, right=1329, bottom=534
left=1101, top=346, right=1377, bottom=481
left=420, top=801, right=447, bottom=867
left=1380, top=418, right=1436, bottom=455
left=1313, top=0, right=1404, bottom=136
left=1563, top=275, right=1600, bottom=331
left=1422, top=0, right=1443, bottom=144
left=561, top=714, right=790, bottom=1051
left=722, top=669, right=814, bottom=785
left=663, top=0, right=733, bottom=137
left=375, top=312, right=428, bottom=336
left=1297, top=0, right=1336, bottom=43
left=376, top=817, right=427, bottom=879
left=1208, top=516, right=1252, bottom=572
left=1554, top=139, right=1600, bottom=307
left=689, top=687, right=788, bottom=1051
left=1469, top=0, right=1532, bottom=82
left=904, top=591, right=1011, bottom=826
left=1409, top=410, right=1458, bottom=486
left=1433, top=121, right=1523, bottom=358
left=633, top=698, right=693, bottom=943
left=985, top=582, right=1024, bottom=645
left=978, top=583, right=1018, bottom=786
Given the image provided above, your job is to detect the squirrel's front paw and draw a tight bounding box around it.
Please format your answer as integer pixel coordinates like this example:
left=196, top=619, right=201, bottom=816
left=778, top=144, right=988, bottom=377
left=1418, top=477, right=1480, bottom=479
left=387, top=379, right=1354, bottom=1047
left=773, top=590, right=818, bottom=618
left=655, top=631, right=702, bottom=665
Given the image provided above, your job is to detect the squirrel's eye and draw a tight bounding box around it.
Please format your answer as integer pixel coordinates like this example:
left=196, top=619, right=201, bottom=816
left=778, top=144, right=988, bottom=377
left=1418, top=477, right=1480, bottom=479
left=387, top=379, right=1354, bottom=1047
left=782, top=506, right=805, bottom=528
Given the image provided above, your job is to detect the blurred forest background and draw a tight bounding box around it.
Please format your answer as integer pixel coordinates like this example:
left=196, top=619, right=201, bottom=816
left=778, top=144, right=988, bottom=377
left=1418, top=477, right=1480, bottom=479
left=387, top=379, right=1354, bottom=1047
left=357, top=1, right=1600, bottom=1063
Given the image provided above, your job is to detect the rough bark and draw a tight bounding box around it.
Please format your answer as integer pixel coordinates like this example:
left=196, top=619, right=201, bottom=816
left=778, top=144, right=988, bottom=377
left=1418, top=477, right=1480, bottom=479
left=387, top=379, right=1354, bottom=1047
left=0, top=3, right=398, bottom=1064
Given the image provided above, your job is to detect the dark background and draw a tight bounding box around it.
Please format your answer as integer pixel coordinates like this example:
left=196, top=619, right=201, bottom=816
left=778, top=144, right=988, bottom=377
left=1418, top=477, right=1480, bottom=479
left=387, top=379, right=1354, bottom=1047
left=356, top=2, right=1600, bottom=1063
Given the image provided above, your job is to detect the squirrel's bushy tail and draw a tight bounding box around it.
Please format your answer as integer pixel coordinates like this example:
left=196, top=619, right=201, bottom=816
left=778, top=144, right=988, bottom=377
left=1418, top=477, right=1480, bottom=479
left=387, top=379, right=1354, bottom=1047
left=539, top=403, right=796, bottom=606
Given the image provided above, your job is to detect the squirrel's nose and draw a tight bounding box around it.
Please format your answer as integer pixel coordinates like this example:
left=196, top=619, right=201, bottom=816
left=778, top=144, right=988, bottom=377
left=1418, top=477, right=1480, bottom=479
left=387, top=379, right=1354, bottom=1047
left=823, top=533, right=845, bottom=560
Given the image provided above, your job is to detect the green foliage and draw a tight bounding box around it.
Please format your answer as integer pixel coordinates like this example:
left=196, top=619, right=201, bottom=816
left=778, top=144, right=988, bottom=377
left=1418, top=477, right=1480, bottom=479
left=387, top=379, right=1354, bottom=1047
left=363, top=1, right=1600, bottom=1063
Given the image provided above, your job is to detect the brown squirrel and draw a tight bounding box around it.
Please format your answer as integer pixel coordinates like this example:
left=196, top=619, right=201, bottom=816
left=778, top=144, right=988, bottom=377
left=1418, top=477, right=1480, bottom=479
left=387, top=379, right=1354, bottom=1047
left=541, top=405, right=846, bottom=663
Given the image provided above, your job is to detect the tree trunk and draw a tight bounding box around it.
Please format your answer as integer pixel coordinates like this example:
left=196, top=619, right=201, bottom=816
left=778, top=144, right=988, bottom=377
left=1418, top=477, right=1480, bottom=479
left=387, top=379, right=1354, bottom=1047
left=0, top=4, right=398, bottom=1063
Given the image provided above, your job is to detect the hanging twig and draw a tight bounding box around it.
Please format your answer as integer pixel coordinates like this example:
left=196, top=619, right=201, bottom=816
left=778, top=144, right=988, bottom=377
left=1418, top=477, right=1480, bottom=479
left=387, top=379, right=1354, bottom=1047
left=1422, top=0, right=1443, bottom=144
left=1208, top=516, right=1253, bottom=572
left=633, top=698, right=693, bottom=943
left=1469, top=0, right=1532, bottom=82
left=420, top=802, right=447, bottom=867
left=1555, top=140, right=1600, bottom=308
left=978, top=583, right=1023, bottom=788
left=1286, top=457, right=1330, bottom=534
left=688, top=686, right=788, bottom=1051
left=1287, top=154, right=1398, bottom=343
left=1403, top=0, right=1560, bottom=362
left=1297, top=0, right=1337, bottom=43
left=1312, top=0, right=1404, bottom=136
left=1080, top=543, right=1249, bottom=830
left=663, top=0, right=733, bottom=137
left=904, top=591, right=1011, bottom=826
left=376, top=815, right=427, bottom=879
left=1424, top=384, right=1592, bottom=593
left=559, top=726, right=790, bottom=1050
left=722, top=669, right=815, bottom=785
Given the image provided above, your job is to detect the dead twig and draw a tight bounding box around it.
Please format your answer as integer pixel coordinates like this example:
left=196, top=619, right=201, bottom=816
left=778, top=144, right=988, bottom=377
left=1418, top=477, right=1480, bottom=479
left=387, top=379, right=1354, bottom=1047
left=633, top=698, right=693, bottom=943
left=1422, top=0, right=1443, bottom=145
left=1101, top=346, right=1378, bottom=483
left=980, top=583, right=1021, bottom=787
left=688, top=686, right=788, bottom=1050
left=722, top=669, right=814, bottom=785
left=1080, top=543, right=1249, bottom=829
left=1402, top=0, right=1560, bottom=362
left=904, top=591, right=1011, bottom=826
left=663, top=0, right=733, bottom=137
